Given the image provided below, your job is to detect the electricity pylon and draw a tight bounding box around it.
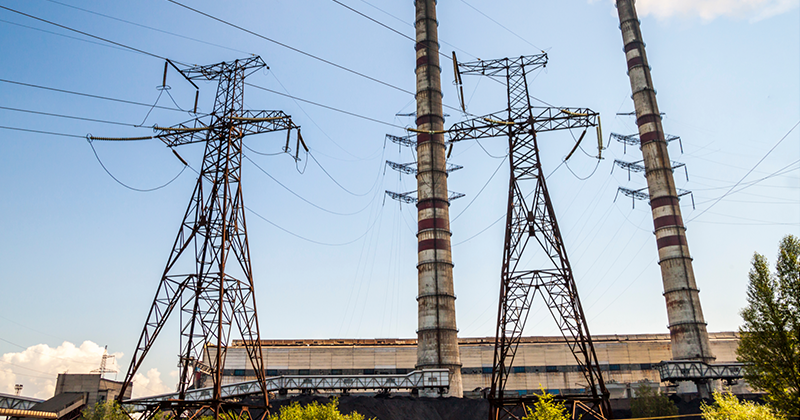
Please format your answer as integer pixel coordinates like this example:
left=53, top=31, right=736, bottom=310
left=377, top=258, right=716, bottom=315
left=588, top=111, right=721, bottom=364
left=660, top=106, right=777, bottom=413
left=448, top=54, right=612, bottom=420
left=115, top=57, right=301, bottom=417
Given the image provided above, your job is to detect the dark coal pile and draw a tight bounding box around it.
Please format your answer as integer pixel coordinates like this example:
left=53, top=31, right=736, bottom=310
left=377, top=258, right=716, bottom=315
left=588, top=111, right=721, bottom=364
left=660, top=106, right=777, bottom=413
left=268, top=395, right=490, bottom=420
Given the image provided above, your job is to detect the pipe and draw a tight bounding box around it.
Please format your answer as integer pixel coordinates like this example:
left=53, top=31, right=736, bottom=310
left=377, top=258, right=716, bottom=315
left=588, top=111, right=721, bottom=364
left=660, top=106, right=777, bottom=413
left=0, top=408, right=58, bottom=419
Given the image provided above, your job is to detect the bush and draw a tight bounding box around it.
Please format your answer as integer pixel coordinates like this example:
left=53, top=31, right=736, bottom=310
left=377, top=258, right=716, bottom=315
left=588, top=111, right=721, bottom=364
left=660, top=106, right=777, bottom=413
left=701, top=391, right=785, bottom=420
left=269, top=398, right=371, bottom=420
left=522, top=392, right=570, bottom=420
left=80, top=401, right=128, bottom=420
left=630, top=383, right=678, bottom=418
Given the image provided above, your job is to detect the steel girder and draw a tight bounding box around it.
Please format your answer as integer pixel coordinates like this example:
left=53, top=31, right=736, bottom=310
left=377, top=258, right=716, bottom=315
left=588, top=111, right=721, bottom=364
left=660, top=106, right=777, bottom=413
left=656, top=361, right=746, bottom=383
left=123, top=370, right=450, bottom=413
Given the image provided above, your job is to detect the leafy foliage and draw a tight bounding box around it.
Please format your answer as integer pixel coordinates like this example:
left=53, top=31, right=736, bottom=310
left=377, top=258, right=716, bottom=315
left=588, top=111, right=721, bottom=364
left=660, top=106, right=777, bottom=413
left=737, top=235, right=800, bottom=416
left=269, top=398, right=371, bottom=420
left=522, top=392, right=570, bottom=420
left=80, top=400, right=128, bottom=420
left=630, top=383, right=678, bottom=418
left=701, top=391, right=785, bottom=420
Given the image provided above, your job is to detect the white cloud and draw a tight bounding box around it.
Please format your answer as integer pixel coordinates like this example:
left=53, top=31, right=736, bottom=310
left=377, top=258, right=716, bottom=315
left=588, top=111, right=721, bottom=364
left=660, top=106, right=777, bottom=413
left=0, top=341, right=120, bottom=399
left=633, top=0, right=799, bottom=21
left=1, top=341, right=176, bottom=400
left=131, top=368, right=174, bottom=398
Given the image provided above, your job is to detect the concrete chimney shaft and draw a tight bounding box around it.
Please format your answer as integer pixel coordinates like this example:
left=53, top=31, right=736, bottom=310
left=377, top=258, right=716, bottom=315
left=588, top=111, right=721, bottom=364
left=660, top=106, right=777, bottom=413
left=615, top=0, right=715, bottom=367
left=414, top=0, right=463, bottom=397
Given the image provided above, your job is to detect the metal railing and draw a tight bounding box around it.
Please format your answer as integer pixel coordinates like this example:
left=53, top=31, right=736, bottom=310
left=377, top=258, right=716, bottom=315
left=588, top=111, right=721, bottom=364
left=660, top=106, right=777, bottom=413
left=123, top=369, right=450, bottom=412
left=656, top=360, right=746, bottom=382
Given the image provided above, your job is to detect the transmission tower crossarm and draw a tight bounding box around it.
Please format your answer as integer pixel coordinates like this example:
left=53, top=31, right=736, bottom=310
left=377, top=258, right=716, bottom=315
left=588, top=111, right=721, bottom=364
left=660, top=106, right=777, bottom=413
left=447, top=107, right=599, bottom=143
left=155, top=110, right=297, bottom=147
left=457, top=54, right=548, bottom=77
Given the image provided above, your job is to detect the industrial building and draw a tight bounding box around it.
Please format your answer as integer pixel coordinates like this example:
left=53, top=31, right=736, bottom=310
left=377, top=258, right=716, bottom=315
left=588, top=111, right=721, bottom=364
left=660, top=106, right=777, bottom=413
left=204, top=332, right=748, bottom=399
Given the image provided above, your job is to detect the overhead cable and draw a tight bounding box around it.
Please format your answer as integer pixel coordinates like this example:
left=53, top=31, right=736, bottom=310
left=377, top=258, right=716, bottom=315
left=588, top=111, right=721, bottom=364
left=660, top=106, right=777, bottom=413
left=165, top=0, right=414, bottom=96
left=0, top=105, right=140, bottom=127
left=87, top=140, right=188, bottom=192
left=0, top=78, right=192, bottom=114
left=0, top=5, right=169, bottom=61
left=42, top=0, right=251, bottom=55
left=457, top=0, right=543, bottom=52
left=687, top=120, right=800, bottom=223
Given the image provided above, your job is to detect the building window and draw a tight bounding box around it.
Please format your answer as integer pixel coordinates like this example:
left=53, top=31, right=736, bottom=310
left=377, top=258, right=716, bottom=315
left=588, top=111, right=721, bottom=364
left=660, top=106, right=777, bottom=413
left=266, top=370, right=278, bottom=376
left=640, top=363, right=652, bottom=370
left=513, top=366, right=525, bottom=374
left=363, top=369, right=374, bottom=375
left=233, top=369, right=245, bottom=376
left=299, top=369, right=310, bottom=375
left=546, top=366, right=558, bottom=373
left=610, top=364, right=621, bottom=371
left=330, top=369, right=342, bottom=375
left=482, top=367, right=493, bottom=374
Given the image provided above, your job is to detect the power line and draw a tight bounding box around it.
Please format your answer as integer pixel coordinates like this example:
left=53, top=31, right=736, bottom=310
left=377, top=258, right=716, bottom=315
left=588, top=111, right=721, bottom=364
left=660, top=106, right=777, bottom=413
left=0, top=105, right=141, bottom=127
left=0, top=125, right=84, bottom=138
left=0, top=78, right=191, bottom=113
left=0, top=17, right=135, bottom=54
left=687, top=120, right=800, bottom=223
left=456, top=0, right=543, bottom=52
left=42, top=0, right=251, bottom=55
left=0, top=5, right=168, bottom=61
left=353, top=0, right=478, bottom=60
left=245, top=82, right=405, bottom=129
left=331, top=0, right=413, bottom=43
left=243, top=154, right=378, bottom=216
left=165, top=0, right=414, bottom=96
left=87, top=140, right=188, bottom=192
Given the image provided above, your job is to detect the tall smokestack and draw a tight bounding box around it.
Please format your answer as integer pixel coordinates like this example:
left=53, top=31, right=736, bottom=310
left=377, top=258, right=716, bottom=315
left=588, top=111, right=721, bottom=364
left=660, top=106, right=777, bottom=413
left=414, top=0, right=463, bottom=397
left=615, top=0, right=715, bottom=378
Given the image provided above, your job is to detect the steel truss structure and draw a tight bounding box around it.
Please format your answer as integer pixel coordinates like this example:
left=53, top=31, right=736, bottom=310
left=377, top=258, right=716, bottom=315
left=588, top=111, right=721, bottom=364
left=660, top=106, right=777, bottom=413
left=116, top=57, right=301, bottom=418
left=448, top=54, right=612, bottom=420
left=655, top=361, right=745, bottom=384
left=614, top=187, right=694, bottom=210
left=123, top=369, right=450, bottom=413
left=0, top=393, right=42, bottom=410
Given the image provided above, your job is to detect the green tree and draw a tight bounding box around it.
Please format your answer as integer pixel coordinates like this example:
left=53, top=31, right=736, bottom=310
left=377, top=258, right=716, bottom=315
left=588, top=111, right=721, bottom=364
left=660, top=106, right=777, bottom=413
left=630, top=383, right=678, bottom=418
left=80, top=400, right=128, bottom=420
left=737, top=235, right=800, bottom=416
left=701, top=391, right=785, bottom=420
left=522, top=392, right=570, bottom=420
left=269, top=398, right=371, bottom=420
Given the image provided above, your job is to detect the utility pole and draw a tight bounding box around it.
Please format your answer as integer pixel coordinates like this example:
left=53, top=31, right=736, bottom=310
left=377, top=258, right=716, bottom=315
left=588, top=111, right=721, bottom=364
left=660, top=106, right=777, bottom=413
left=615, top=0, right=715, bottom=396
left=413, top=0, right=463, bottom=398
left=112, top=57, right=302, bottom=418
left=447, top=54, right=612, bottom=420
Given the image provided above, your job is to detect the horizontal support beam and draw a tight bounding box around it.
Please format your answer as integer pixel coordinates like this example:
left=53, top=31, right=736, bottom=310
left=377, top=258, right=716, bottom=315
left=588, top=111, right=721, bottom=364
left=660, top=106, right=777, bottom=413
left=123, top=369, right=450, bottom=412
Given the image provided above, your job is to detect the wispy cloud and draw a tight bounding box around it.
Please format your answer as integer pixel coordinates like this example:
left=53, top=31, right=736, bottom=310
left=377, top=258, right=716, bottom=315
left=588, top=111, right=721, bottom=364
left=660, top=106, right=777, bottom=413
left=634, top=0, right=799, bottom=21
left=0, top=341, right=173, bottom=399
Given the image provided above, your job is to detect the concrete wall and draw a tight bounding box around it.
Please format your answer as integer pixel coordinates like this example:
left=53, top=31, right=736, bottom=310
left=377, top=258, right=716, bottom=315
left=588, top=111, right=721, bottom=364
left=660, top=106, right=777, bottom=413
left=206, top=332, right=748, bottom=396
left=54, top=374, right=130, bottom=406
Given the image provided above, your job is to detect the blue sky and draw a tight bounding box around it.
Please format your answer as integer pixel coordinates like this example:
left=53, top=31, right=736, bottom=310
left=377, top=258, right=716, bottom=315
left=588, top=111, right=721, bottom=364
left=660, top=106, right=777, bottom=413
left=0, top=0, right=798, bottom=399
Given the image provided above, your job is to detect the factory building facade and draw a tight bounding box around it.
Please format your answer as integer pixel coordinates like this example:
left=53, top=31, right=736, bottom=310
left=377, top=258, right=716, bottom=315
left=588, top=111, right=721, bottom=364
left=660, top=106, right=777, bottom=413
left=206, top=332, right=747, bottom=398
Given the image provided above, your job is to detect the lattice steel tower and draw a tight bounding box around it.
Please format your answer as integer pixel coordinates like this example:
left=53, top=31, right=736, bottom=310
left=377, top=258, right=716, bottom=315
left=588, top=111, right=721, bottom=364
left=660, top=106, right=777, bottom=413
left=448, top=55, right=612, bottom=419
left=116, top=57, right=301, bottom=416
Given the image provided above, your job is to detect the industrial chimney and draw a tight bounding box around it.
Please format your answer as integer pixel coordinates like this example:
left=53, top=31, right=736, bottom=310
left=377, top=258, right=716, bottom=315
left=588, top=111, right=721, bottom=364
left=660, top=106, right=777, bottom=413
left=414, top=0, right=463, bottom=397
left=615, top=0, right=715, bottom=393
